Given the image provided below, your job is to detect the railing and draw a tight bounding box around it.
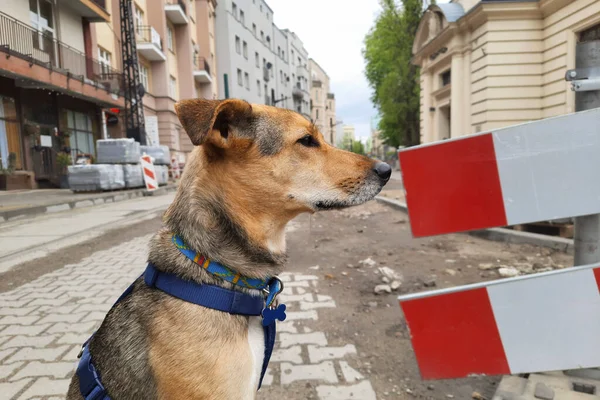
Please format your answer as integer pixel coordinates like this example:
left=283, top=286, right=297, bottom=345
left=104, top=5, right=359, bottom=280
left=0, top=11, right=124, bottom=96
left=193, top=55, right=211, bottom=76
left=136, top=25, right=163, bottom=51
left=91, top=0, right=107, bottom=9
left=167, top=0, right=187, bottom=15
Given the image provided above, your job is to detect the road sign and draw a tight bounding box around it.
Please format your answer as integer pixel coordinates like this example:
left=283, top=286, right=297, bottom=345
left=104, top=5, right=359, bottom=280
left=398, top=108, right=600, bottom=238
left=398, top=264, right=600, bottom=380
left=141, top=154, right=157, bottom=191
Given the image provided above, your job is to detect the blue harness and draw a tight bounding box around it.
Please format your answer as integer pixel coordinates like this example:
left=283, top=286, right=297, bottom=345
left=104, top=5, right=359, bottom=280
left=76, top=236, right=286, bottom=400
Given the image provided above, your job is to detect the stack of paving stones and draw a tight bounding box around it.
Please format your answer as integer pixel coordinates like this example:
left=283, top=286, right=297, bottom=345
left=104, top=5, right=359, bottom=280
left=67, top=164, right=125, bottom=192
left=0, top=236, right=377, bottom=400
left=493, top=371, right=600, bottom=399
left=141, top=145, right=170, bottom=187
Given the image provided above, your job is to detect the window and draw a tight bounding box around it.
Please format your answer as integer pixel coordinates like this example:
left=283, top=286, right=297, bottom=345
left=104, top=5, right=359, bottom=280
left=255, top=52, right=259, bottom=67
left=138, top=63, right=149, bottom=91
left=298, top=56, right=301, bottom=65
left=98, top=47, right=111, bottom=75
left=237, top=69, right=242, bottom=86
left=291, top=50, right=295, bottom=63
left=257, top=80, right=261, bottom=95
left=441, top=70, right=451, bottom=87
left=260, top=31, right=264, bottom=42
left=134, top=5, right=144, bottom=33
left=316, top=90, right=319, bottom=101
left=277, top=46, right=281, bottom=55
left=243, top=41, right=248, bottom=58
left=260, top=4, right=262, bottom=12
left=316, top=109, right=319, bottom=120
left=167, top=25, right=174, bottom=52
left=235, top=36, right=240, bottom=54
left=169, top=75, right=177, bottom=98
left=280, top=70, right=283, bottom=83
left=244, top=72, right=249, bottom=89
left=232, top=2, right=237, bottom=18
left=282, top=51, right=285, bottom=60
left=67, top=110, right=96, bottom=158
left=29, top=0, right=55, bottom=51
left=240, top=10, right=245, bottom=25
left=252, top=23, right=256, bottom=36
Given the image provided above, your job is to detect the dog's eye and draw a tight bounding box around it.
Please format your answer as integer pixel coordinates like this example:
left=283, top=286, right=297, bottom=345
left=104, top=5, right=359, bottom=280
left=297, top=135, right=319, bottom=148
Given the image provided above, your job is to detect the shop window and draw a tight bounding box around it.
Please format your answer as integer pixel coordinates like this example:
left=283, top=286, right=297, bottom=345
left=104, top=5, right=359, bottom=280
left=67, top=110, right=95, bottom=159
left=0, top=96, right=23, bottom=170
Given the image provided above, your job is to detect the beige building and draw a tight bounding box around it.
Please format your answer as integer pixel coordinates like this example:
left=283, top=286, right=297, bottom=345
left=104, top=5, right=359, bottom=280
left=309, top=59, right=337, bottom=144
left=96, top=0, right=218, bottom=163
left=413, top=0, right=600, bottom=143
left=341, top=124, right=355, bottom=150
left=0, top=0, right=125, bottom=188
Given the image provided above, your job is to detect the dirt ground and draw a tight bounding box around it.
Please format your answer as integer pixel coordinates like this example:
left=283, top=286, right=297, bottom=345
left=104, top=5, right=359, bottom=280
left=275, top=191, right=572, bottom=400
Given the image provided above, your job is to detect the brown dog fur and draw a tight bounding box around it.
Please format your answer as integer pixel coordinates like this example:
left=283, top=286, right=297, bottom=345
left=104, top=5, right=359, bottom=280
left=66, top=99, right=390, bottom=400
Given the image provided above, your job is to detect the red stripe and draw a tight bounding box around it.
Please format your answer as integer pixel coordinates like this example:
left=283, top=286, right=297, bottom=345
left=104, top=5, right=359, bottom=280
left=142, top=155, right=152, bottom=164
left=400, top=287, right=510, bottom=380
left=146, top=183, right=157, bottom=190
left=594, top=268, right=600, bottom=293
left=143, top=168, right=155, bottom=180
left=399, top=134, right=507, bottom=237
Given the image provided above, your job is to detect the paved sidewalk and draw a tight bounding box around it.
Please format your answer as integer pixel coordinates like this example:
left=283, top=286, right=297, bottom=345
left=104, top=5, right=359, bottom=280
left=0, top=184, right=177, bottom=223
left=0, top=234, right=376, bottom=400
left=0, top=193, right=175, bottom=274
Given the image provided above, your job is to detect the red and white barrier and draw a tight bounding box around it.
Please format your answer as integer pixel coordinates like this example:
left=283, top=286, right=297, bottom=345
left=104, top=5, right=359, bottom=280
left=141, top=154, right=158, bottom=191
left=399, top=108, right=600, bottom=238
left=398, top=264, right=600, bottom=380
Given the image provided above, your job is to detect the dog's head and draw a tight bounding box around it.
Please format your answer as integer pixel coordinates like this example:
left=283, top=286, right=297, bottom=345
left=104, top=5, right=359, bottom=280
left=174, top=98, right=391, bottom=217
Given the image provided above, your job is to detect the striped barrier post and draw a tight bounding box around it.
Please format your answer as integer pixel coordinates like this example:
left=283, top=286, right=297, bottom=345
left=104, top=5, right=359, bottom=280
left=141, top=154, right=158, bottom=191
left=397, top=107, right=600, bottom=380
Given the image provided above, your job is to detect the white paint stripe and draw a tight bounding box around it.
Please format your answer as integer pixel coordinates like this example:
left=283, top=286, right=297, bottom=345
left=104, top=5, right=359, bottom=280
left=492, top=108, right=600, bottom=225
left=398, top=262, right=600, bottom=302
left=488, top=268, right=600, bottom=373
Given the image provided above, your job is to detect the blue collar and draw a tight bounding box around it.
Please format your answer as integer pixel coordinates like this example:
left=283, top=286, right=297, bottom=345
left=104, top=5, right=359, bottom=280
left=172, top=233, right=270, bottom=291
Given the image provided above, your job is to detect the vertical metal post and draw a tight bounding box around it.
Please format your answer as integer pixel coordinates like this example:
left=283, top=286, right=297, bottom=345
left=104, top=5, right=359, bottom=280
left=570, top=38, right=600, bottom=266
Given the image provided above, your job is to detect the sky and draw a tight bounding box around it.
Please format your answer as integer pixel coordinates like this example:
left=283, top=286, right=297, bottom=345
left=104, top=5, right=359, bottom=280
left=267, top=0, right=383, bottom=143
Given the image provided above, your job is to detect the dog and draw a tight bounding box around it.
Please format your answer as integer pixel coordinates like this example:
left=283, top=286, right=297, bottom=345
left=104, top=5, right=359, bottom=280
left=66, top=98, right=391, bottom=400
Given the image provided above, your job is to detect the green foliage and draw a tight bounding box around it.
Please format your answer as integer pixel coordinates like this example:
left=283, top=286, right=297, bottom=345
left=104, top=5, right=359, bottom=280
left=56, top=153, right=72, bottom=169
left=363, top=0, right=423, bottom=148
left=351, top=141, right=366, bottom=155
left=0, top=153, right=16, bottom=175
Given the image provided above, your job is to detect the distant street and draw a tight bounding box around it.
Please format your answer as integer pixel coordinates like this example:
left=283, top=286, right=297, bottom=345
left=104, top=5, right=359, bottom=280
left=0, top=177, right=577, bottom=399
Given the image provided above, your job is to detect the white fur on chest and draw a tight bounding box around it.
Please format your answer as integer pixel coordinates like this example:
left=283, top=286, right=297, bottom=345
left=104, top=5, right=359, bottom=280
left=245, top=316, right=265, bottom=398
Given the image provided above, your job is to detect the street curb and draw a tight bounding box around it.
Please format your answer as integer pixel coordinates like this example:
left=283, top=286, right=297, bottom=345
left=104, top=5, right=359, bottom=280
left=375, top=196, right=574, bottom=253
left=0, top=184, right=178, bottom=224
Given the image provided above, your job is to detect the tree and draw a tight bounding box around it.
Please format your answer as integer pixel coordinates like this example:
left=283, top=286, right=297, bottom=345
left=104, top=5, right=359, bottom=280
left=363, top=0, right=424, bottom=148
left=351, top=140, right=366, bottom=155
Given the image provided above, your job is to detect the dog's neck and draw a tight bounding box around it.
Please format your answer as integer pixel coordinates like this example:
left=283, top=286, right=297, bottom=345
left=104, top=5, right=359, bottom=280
left=148, top=179, right=290, bottom=292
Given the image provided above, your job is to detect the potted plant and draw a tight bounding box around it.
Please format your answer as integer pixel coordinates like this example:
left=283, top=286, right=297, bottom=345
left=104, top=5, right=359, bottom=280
left=56, top=152, right=72, bottom=189
left=0, top=153, right=16, bottom=190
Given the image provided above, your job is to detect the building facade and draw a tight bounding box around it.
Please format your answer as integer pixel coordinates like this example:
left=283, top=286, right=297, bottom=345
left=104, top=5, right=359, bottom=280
left=413, top=0, right=600, bottom=143
left=0, top=0, right=123, bottom=188
left=309, top=59, right=337, bottom=144
left=341, top=124, right=355, bottom=150
left=214, top=0, right=312, bottom=119
left=96, top=0, right=219, bottom=164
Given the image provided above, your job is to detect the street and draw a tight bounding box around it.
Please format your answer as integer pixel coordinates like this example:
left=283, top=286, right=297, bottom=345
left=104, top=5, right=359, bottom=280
left=0, top=180, right=574, bottom=400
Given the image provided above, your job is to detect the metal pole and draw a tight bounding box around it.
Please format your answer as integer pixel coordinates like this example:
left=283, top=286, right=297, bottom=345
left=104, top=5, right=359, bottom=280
left=568, top=38, right=600, bottom=266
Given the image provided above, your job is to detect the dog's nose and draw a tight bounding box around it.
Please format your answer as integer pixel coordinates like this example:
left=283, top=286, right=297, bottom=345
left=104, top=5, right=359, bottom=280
left=374, top=162, right=392, bottom=182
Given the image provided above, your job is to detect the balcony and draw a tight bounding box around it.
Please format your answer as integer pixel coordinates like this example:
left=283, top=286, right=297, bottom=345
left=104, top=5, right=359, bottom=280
left=165, top=0, right=188, bottom=25
left=136, top=26, right=166, bottom=61
left=292, top=83, right=303, bottom=99
left=193, top=56, right=212, bottom=83
left=0, top=11, right=123, bottom=96
left=64, top=0, right=110, bottom=23
left=327, top=93, right=335, bottom=100
left=312, top=80, right=322, bottom=88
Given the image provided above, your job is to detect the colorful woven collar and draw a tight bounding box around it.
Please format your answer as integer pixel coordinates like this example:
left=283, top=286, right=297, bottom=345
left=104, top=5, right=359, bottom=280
left=171, top=234, right=270, bottom=290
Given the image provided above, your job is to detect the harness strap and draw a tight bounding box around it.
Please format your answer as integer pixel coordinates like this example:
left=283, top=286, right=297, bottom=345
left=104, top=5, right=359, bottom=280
left=77, top=345, right=109, bottom=400
left=144, top=264, right=265, bottom=316
left=77, top=263, right=281, bottom=397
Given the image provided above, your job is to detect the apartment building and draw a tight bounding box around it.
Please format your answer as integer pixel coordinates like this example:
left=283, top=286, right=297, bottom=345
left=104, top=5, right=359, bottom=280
left=309, top=58, right=337, bottom=144
left=0, top=0, right=123, bottom=188
left=414, top=0, right=600, bottom=143
left=96, top=0, right=218, bottom=163
left=341, top=124, right=355, bottom=150
left=214, top=0, right=311, bottom=119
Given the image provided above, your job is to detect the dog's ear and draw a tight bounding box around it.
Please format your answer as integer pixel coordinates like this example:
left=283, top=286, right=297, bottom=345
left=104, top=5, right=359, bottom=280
left=174, top=99, right=252, bottom=146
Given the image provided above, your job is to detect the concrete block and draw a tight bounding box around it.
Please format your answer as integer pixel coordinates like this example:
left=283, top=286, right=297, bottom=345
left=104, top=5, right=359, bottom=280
left=279, top=332, right=327, bottom=348
left=534, top=382, right=554, bottom=400
left=316, top=380, right=377, bottom=400
left=308, top=344, right=357, bottom=363
left=339, top=361, right=364, bottom=383
left=271, top=345, right=303, bottom=364
left=280, top=361, right=337, bottom=385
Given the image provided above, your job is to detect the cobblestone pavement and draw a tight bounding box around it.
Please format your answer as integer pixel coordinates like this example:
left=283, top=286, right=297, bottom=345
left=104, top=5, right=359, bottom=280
left=0, top=235, right=151, bottom=400
left=0, top=234, right=375, bottom=399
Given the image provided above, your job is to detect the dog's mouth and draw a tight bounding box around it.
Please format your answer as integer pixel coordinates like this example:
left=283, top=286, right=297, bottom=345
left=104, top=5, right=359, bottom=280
left=313, top=201, right=349, bottom=211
